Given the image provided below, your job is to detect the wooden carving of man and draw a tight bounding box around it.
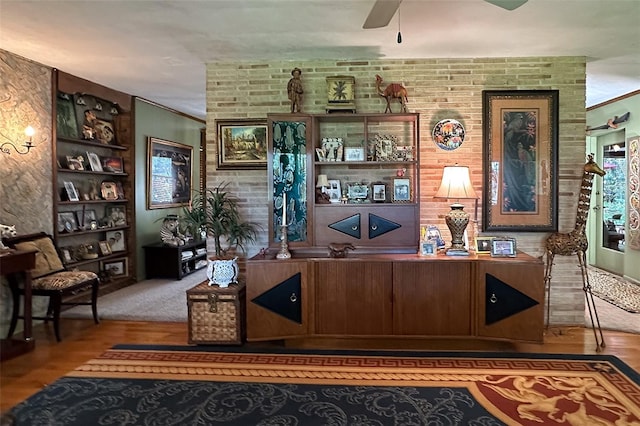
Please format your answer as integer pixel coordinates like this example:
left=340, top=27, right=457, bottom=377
left=287, top=67, right=303, bottom=113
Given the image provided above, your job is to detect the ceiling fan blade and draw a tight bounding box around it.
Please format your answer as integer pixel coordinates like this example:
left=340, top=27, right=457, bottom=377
left=363, top=0, right=402, bottom=29
left=484, top=0, right=528, bottom=10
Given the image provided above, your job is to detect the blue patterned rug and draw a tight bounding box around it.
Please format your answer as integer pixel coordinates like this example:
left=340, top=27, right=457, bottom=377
left=6, top=345, right=640, bottom=425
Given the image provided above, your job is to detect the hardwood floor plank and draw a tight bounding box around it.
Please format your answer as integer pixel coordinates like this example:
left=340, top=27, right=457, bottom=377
left=1, top=319, right=639, bottom=412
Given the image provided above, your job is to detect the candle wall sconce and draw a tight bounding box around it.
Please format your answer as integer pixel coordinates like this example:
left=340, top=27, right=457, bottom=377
left=1, top=126, right=35, bottom=155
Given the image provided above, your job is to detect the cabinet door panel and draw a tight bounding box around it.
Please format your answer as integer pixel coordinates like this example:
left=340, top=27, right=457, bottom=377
left=393, top=262, right=472, bottom=335
left=246, top=260, right=308, bottom=340
left=475, top=259, right=544, bottom=342
left=315, top=260, right=392, bottom=335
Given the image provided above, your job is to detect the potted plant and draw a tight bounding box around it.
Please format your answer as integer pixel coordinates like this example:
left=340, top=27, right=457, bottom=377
left=181, top=183, right=260, bottom=286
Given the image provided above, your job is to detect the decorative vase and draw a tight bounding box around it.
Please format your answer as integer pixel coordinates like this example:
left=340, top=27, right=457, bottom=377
left=206, top=256, right=239, bottom=287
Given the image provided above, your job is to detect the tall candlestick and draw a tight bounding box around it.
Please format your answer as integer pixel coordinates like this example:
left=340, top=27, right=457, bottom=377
left=282, top=192, right=287, bottom=225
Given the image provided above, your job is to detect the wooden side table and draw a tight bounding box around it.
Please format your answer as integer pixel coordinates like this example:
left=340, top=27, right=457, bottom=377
left=1, top=249, right=37, bottom=362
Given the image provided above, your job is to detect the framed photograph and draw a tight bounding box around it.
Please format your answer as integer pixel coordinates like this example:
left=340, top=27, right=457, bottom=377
left=106, top=230, right=126, bottom=252
left=76, top=209, right=97, bottom=229
left=321, top=138, right=343, bottom=161
left=420, top=239, right=437, bottom=256
left=102, top=156, right=124, bottom=173
left=56, top=92, right=79, bottom=139
left=345, top=147, right=365, bottom=162
left=86, top=152, right=103, bottom=172
left=327, top=179, right=342, bottom=203
left=482, top=90, right=559, bottom=232
left=475, top=236, right=494, bottom=254
left=101, top=257, right=128, bottom=277
left=59, top=247, right=74, bottom=264
left=63, top=181, right=79, bottom=201
left=372, top=182, right=386, bottom=203
left=65, top=155, right=84, bottom=171
left=101, top=181, right=118, bottom=200
left=393, top=178, right=410, bottom=202
left=216, top=119, right=267, bottom=170
left=347, top=182, right=369, bottom=202
left=490, top=238, right=517, bottom=257
left=73, top=93, right=118, bottom=145
left=147, top=137, right=193, bottom=209
left=57, top=212, right=78, bottom=233
left=98, top=240, right=112, bottom=256
left=105, top=205, right=126, bottom=227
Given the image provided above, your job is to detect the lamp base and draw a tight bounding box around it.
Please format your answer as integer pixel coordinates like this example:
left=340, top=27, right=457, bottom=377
left=445, top=248, right=470, bottom=256
left=444, top=202, right=469, bottom=254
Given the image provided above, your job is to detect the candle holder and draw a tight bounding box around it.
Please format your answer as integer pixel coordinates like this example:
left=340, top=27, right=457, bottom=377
left=276, top=225, right=291, bottom=259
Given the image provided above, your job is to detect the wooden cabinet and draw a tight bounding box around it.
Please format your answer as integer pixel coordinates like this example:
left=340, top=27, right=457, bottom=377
left=53, top=70, right=136, bottom=291
left=143, top=239, right=207, bottom=280
left=247, top=252, right=544, bottom=344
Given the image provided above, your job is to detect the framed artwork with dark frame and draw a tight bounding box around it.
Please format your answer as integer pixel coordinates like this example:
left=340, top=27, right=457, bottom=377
left=482, top=90, right=559, bottom=232
left=73, top=93, right=118, bottom=145
left=101, top=257, right=128, bottom=277
left=147, top=137, right=193, bottom=209
left=57, top=212, right=78, bottom=233
left=216, top=119, right=267, bottom=170
left=63, top=181, right=79, bottom=201
left=372, top=182, right=387, bottom=203
left=490, top=237, right=517, bottom=257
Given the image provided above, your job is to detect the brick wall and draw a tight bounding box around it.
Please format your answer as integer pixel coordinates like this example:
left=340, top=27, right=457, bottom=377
left=206, top=57, right=588, bottom=325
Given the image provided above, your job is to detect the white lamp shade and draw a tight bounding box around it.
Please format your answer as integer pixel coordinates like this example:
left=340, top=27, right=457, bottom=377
left=434, top=165, right=477, bottom=200
left=316, top=174, right=329, bottom=188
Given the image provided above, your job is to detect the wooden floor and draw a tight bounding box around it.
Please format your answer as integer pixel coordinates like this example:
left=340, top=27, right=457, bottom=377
left=1, top=319, right=639, bottom=412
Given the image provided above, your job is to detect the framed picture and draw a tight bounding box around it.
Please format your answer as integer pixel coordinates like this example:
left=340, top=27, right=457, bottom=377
left=482, top=90, right=559, bottom=232
left=327, top=179, right=341, bottom=203
left=420, top=239, right=437, bottom=256
left=393, top=178, right=410, bottom=202
left=73, top=93, right=118, bottom=145
left=98, top=240, right=112, bottom=256
left=63, top=181, right=79, bottom=201
left=101, top=181, right=118, bottom=200
left=475, top=236, right=494, bottom=254
left=86, top=152, right=103, bottom=172
left=372, top=182, right=386, bottom=202
left=105, top=205, right=126, bottom=227
left=490, top=238, right=517, bottom=257
left=56, top=92, right=79, bottom=139
left=59, top=247, right=74, bottom=264
left=147, top=137, right=193, bottom=209
left=345, top=147, right=365, bottom=162
left=106, top=230, right=126, bottom=252
left=57, top=212, right=78, bottom=233
left=65, top=155, right=84, bottom=171
left=102, top=156, right=123, bottom=173
left=76, top=209, right=97, bottom=229
left=101, top=258, right=128, bottom=277
left=216, top=119, right=267, bottom=170
left=321, top=138, right=343, bottom=161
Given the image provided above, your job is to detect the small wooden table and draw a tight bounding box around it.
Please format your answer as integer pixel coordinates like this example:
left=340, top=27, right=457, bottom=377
left=0, top=249, right=37, bottom=362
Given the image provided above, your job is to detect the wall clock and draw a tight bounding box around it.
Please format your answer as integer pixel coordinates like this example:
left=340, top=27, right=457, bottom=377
left=432, top=118, right=465, bottom=151
left=326, top=76, right=356, bottom=113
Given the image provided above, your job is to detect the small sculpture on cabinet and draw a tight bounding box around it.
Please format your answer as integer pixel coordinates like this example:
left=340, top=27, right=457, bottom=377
left=328, top=242, right=356, bottom=258
left=287, top=67, right=304, bottom=113
left=160, top=215, right=187, bottom=247
left=375, top=74, right=408, bottom=113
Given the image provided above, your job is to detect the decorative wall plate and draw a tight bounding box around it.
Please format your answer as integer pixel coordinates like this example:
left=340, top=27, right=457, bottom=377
left=432, top=119, right=465, bottom=151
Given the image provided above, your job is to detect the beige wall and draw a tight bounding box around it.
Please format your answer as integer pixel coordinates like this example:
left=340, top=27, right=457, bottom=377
left=206, top=57, right=589, bottom=325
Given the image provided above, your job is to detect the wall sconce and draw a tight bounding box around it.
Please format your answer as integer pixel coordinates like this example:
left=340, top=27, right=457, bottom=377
left=434, top=164, right=478, bottom=255
left=1, top=126, right=35, bottom=155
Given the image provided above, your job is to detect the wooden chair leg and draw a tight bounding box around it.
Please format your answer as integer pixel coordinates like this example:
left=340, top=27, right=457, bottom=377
left=91, top=280, right=100, bottom=325
left=50, top=293, right=63, bottom=342
left=6, top=285, right=20, bottom=338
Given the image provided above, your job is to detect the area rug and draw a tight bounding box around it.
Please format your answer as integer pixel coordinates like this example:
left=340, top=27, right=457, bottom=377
left=7, top=346, right=640, bottom=425
left=588, top=266, right=640, bottom=313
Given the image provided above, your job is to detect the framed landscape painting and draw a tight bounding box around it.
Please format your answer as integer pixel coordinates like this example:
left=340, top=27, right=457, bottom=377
left=216, top=119, right=267, bottom=170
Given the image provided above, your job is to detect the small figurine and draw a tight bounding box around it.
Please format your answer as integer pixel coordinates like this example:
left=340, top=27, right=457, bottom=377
left=287, top=67, right=304, bottom=113
left=160, top=215, right=187, bottom=247
left=375, top=74, right=408, bottom=113
left=328, top=242, right=356, bottom=258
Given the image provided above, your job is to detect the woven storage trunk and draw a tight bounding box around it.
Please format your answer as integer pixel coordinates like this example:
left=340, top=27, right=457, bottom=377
left=187, top=281, right=246, bottom=345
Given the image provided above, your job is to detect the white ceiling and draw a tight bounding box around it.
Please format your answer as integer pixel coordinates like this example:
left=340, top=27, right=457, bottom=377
left=1, top=0, right=639, bottom=120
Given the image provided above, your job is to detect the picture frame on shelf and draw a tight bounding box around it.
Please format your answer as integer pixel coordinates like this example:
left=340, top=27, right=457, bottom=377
left=63, top=181, right=80, bottom=201
left=372, top=182, right=386, bottom=203
left=315, top=148, right=326, bottom=162
left=57, top=212, right=78, bottom=233
left=86, top=152, right=103, bottom=172
left=320, top=138, right=344, bottom=162
left=105, top=206, right=126, bottom=227
left=475, top=236, right=494, bottom=254
left=73, top=93, right=118, bottom=145
left=147, top=137, right=193, bottom=209
left=101, top=257, right=128, bottom=277
left=393, top=178, right=410, bottom=202
left=347, top=182, right=369, bottom=202
left=76, top=209, right=97, bottom=230
left=482, top=90, right=559, bottom=232
left=98, top=240, right=112, bottom=256
left=327, top=179, right=341, bottom=203
left=490, top=238, right=517, bottom=257
left=426, top=225, right=446, bottom=248
left=59, top=247, right=74, bottom=264
left=216, top=119, right=267, bottom=170
left=106, top=230, right=126, bottom=252
left=420, top=239, right=438, bottom=256
left=56, top=92, right=79, bottom=139
left=101, top=181, right=118, bottom=200
left=65, top=156, right=84, bottom=171
left=345, top=147, right=365, bottom=162
left=102, top=156, right=123, bottom=173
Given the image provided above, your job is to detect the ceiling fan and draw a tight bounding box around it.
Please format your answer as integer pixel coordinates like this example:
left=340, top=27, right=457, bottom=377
left=363, top=0, right=528, bottom=29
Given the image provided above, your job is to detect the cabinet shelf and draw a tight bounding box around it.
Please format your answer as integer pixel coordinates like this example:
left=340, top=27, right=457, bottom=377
left=59, top=199, right=128, bottom=206
left=56, top=225, right=129, bottom=239
left=58, top=136, right=128, bottom=151
left=64, top=251, right=129, bottom=268
left=57, top=169, right=128, bottom=177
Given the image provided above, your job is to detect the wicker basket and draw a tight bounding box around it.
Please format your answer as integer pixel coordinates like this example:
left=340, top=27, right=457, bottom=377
left=187, top=281, right=246, bottom=345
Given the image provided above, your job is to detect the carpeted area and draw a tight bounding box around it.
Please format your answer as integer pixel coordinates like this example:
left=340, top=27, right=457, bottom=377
left=7, top=345, right=640, bottom=425
left=589, top=266, right=640, bottom=313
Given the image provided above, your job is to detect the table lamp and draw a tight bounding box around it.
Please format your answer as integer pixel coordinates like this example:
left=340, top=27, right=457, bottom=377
left=315, top=174, right=331, bottom=204
left=434, top=164, right=478, bottom=255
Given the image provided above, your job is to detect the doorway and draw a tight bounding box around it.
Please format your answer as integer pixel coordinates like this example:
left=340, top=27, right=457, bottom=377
left=592, top=134, right=626, bottom=274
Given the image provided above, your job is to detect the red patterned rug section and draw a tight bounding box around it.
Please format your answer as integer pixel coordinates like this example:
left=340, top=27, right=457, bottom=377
left=71, top=349, right=640, bottom=425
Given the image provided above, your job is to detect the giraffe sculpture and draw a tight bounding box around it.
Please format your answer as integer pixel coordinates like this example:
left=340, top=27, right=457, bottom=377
left=544, top=154, right=606, bottom=351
